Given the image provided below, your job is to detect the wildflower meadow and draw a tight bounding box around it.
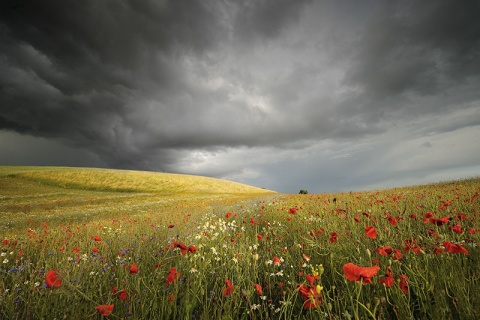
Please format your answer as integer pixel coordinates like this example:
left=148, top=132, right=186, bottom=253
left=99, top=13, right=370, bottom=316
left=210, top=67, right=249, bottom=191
left=1, top=167, right=479, bottom=319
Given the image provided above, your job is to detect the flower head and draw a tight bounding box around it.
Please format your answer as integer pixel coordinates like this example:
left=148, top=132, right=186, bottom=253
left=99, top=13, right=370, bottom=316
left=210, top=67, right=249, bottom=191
left=365, top=226, right=377, bottom=239
left=117, top=289, right=128, bottom=301
left=398, top=274, right=409, bottom=294
left=166, top=267, right=181, bottom=285
left=329, top=232, right=338, bottom=243
left=129, top=263, right=139, bottom=274
left=223, top=279, right=234, bottom=297
left=378, top=266, right=395, bottom=287
left=387, top=216, right=398, bottom=226
left=253, top=283, right=262, bottom=295
left=443, top=241, right=468, bottom=255
left=45, top=270, right=62, bottom=288
left=298, top=284, right=322, bottom=309
left=272, top=256, right=281, bottom=265
left=302, top=253, right=311, bottom=262
left=96, top=304, right=114, bottom=317
left=342, top=263, right=380, bottom=284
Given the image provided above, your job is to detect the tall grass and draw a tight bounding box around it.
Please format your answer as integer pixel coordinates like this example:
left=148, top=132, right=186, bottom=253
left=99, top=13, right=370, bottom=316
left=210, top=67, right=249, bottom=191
left=1, top=167, right=478, bottom=319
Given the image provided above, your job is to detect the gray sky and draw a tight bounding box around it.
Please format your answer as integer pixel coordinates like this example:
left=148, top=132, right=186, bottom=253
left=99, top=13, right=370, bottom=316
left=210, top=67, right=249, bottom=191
left=1, top=0, right=480, bottom=193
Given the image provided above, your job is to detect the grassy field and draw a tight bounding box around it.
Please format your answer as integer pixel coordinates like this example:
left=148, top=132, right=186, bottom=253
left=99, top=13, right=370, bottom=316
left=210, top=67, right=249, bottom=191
left=0, top=167, right=478, bottom=319
left=0, top=166, right=275, bottom=233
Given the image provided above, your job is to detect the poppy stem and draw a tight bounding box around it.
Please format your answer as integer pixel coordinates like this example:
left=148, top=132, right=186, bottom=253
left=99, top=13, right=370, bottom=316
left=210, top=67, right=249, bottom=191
left=355, top=281, right=362, bottom=319
left=66, top=282, right=97, bottom=304
left=356, top=300, right=376, bottom=319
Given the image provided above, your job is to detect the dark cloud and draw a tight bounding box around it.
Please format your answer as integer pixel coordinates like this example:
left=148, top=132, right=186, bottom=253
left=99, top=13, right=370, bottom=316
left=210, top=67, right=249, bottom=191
left=232, top=0, right=312, bottom=42
left=345, top=1, right=480, bottom=110
left=1, top=0, right=480, bottom=192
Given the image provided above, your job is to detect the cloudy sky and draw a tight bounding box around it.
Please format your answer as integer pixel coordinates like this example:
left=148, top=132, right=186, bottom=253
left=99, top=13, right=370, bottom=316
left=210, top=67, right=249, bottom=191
left=1, top=0, right=480, bottom=193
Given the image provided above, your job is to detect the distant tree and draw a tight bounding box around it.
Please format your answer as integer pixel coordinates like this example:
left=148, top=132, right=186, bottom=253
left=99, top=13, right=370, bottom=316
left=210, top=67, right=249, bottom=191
left=299, top=189, right=308, bottom=194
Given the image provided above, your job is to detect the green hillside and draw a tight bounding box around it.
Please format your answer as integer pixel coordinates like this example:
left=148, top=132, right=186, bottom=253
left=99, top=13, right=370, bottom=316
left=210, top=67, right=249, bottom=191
left=0, top=166, right=275, bottom=195
left=0, top=166, right=275, bottom=232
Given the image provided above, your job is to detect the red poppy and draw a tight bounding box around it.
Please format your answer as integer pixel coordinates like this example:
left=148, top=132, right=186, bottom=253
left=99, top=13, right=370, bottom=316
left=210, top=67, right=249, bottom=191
left=225, top=212, right=233, bottom=219
left=398, top=275, right=409, bottom=294
left=433, top=246, right=444, bottom=255
left=257, top=234, right=263, bottom=240
left=375, top=246, right=402, bottom=260
left=387, top=216, right=397, bottom=226
left=96, top=304, right=114, bottom=317
left=374, top=246, right=392, bottom=256
left=272, top=256, right=281, bottom=265
left=393, top=249, right=403, bottom=260
left=426, top=228, right=439, bottom=238
left=45, top=270, right=62, bottom=288
left=430, top=216, right=451, bottom=226
left=385, top=265, right=393, bottom=277
left=443, top=241, right=468, bottom=255
left=222, top=279, right=234, bottom=297
left=342, top=263, right=380, bottom=284
left=174, top=241, right=188, bottom=255
left=167, top=294, right=175, bottom=302
left=168, top=224, right=174, bottom=228
left=379, top=275, right=395, bottom=287
left=378, top=266, right=395, bottom=287
left=288, top=207, right=297, bottom=215
left=118, top=289, right=128, bottom=301
left=253, top=283, right=263, bottom=295
left=129, top=263, right=139, bottom=274
left=329, top=232, right=338, bottom=243
left=305, top=274, right=319, bottom=286
left=188, top=245, right=197, bottom=253
left=403, top=238, right=422, bottom=254
left=93, top=235, right=101, bottom=242
left=451, top=224, right=463, bottom=234
left=365, top=226, right=377, bottom=239
left=302, top=253, right=311, bottom=262
left=298, top=284, right=322, bottom=309
left=93, top=247, right=99, bottom=253
left=166, top=267, right=180, bottom=285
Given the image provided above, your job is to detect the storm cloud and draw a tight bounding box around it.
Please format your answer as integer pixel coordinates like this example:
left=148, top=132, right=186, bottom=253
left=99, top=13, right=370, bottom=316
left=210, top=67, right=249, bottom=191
left=1, top=0, right=480, bottom=192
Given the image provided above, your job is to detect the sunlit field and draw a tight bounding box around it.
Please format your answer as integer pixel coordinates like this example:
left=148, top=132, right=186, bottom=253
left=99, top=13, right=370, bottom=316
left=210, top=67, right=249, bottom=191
left=1, top=167, right=478, bottom=319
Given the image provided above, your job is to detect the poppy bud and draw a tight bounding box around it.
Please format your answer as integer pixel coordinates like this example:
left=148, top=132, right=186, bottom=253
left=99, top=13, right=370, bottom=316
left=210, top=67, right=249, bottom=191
left=317, top=264, right=324, bottom=276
